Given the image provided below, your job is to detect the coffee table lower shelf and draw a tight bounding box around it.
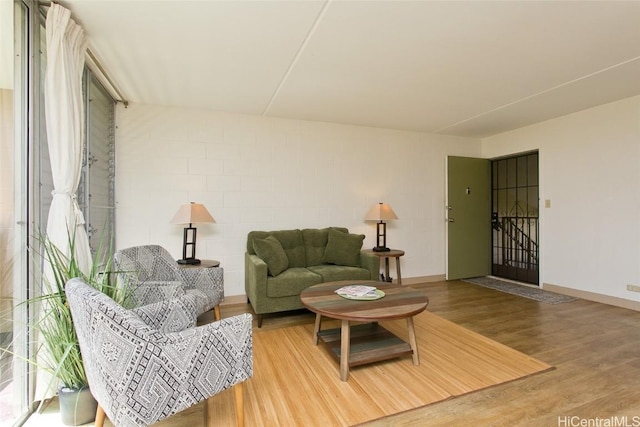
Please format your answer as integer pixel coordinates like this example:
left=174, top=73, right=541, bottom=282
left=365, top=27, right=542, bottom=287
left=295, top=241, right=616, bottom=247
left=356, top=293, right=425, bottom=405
left=317, top=323, right=413, bottom=367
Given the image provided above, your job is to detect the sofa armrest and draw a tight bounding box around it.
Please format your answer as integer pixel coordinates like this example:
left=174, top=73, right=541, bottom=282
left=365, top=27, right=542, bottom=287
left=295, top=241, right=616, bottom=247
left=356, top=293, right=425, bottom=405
left=177, top=266, right=225, bottom=309
left=360, top=251, right=380, bottom=281
left=245, top=253, right=268, bottom=305
left=162, top=313, right=253, bottom=397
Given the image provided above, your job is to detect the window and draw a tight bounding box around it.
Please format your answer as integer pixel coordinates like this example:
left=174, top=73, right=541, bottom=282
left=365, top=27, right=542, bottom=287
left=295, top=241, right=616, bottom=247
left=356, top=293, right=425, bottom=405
left=38, top=36, right=116, bottom=254
left=80, top=72, right=116, bottom=253
left=1, top=2, right=116, bottom=424
left=1, top=2, right=37, bottom=425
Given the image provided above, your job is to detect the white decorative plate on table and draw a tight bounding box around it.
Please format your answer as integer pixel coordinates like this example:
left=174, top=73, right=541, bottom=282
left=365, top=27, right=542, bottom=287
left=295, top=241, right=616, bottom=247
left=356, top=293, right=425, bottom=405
left=335, top=285, right=385, bottom=300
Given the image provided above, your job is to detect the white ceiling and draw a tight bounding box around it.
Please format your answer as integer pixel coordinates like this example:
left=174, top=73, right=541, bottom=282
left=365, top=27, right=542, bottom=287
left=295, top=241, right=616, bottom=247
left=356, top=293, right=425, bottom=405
left=64, top=0, right=640, bottom=138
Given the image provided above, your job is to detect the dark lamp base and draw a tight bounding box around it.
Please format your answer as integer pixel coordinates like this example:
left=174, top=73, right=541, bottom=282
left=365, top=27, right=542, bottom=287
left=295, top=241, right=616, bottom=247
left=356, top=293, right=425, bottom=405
left=177, top=258, right=201, bottom=265
left=372, top=246, right=391, bottom=252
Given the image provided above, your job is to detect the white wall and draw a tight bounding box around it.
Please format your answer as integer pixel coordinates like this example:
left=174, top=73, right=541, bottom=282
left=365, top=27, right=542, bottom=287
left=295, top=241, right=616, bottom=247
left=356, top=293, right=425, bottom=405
left=482, top=95, right=640, bottom=302
left=115, top=103, right=481, bottom=297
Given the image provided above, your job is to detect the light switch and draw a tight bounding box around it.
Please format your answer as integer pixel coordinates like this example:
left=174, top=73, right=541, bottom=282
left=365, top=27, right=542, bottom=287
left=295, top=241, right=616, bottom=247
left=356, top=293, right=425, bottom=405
left=544, top=199, right=551, bottom=208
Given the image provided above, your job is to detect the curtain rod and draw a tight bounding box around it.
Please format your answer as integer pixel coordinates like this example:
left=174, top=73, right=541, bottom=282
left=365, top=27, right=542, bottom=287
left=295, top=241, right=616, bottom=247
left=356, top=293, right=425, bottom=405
left=85, top=50, right=129, bottom=107
left=37, top=0, right=129, bottom=106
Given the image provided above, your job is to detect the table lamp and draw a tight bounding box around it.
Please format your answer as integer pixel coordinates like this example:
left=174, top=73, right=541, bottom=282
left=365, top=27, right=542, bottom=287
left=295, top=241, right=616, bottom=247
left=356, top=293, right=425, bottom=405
left=170, top=202, right=215, bottom=265
left=365, top=202, right=398, bottom=252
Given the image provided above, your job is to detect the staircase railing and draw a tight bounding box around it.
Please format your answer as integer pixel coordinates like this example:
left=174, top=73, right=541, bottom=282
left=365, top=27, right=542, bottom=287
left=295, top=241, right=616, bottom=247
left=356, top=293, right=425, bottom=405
left=493, top=216, right=538, bottom=269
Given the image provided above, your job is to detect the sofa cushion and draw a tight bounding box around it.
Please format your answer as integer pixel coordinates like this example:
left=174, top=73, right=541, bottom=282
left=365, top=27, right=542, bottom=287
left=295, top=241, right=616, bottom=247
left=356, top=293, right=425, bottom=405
left=272, top=230, right=307, bottom=267
left=302, top=228, right=328, bottom=266
left=266, top=268, right=322, bottom=298
left=246, top=231, right=268, bottom=254
left=324, top=228, right=365, bottom=267
left=247, top=229, right=306, bottom=268
left=253, top=236, right=289, bottom=276
left=302, top=227, right=349, bottom=266
left=308, top=265, right=372, bottom=282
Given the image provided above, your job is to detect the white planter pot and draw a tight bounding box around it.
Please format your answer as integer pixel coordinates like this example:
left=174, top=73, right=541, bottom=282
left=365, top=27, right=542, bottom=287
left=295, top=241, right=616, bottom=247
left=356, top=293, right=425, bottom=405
left=58, top=386, right=98, bottom=426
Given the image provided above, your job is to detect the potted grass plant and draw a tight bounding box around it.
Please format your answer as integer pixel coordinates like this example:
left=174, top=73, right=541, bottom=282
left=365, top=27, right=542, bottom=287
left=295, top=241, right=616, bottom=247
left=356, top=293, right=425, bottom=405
left=21, top=231, right=130, bottom=425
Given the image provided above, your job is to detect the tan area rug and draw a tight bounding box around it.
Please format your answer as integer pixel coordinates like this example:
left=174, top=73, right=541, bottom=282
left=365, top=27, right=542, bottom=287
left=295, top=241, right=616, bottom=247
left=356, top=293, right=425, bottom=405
left=27, top=312, right=552, bottom=427
left=199, top=311, right=552, bottom=427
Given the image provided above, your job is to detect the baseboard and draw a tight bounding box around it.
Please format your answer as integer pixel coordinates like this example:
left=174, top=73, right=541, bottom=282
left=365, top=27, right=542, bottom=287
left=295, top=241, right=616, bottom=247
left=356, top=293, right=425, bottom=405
left=221, top=294, right=248, bottom=306
left=543, top=283, right=640, bottom=312
left=396, top=275, right=446, bottom=285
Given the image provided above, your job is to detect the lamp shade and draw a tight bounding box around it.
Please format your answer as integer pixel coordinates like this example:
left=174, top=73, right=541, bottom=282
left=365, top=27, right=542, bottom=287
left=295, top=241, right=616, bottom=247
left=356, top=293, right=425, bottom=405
left=365, top=202, right=398, bottom=221
left=170, top=202, right=215, bottom=225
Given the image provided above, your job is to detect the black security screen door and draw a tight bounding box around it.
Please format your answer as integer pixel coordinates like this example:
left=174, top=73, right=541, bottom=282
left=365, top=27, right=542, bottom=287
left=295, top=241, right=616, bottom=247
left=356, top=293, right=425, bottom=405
left=491, top=152, right=539, bottom=285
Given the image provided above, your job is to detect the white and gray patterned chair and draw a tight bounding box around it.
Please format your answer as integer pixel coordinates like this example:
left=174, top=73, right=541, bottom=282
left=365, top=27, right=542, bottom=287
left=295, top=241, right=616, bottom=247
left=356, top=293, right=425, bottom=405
left=114, top=245, right=224, bottom=320
left=66, top=278, right=253, bottom=427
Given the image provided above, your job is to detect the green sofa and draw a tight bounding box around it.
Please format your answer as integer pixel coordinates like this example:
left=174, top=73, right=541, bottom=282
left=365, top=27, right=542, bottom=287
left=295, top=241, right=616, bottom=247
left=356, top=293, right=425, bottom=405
left=245, top=227, right=379, bottom=327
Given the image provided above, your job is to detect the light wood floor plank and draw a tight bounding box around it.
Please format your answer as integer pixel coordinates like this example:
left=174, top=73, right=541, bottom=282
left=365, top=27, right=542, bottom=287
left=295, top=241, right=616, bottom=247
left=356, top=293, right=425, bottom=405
left=192, top=303, right=549, bottom=426
left=25, top=280, right=640, bottom=426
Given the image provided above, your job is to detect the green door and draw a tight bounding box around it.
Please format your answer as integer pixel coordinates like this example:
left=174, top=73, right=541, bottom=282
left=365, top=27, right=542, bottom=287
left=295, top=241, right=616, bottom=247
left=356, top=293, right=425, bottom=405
left=446, top=156, right=491, bottom=280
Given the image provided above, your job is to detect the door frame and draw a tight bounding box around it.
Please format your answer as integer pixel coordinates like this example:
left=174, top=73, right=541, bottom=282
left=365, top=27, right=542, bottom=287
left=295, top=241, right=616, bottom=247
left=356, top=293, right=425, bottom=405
left=490, top=151, right=540, bottom=285
left=445, top=150, right=542, bottom=284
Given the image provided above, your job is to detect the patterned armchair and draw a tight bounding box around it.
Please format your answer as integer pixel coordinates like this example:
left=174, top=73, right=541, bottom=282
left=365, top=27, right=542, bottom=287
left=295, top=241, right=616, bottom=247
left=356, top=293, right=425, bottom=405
left=114, top=245, right=224, bottom=320
left=66, top=278, right=253, bottom=427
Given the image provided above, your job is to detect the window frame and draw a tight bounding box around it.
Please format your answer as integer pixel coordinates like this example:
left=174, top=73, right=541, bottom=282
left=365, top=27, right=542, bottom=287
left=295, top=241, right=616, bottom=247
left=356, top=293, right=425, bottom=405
left=8, top=2, right=117, bottom=424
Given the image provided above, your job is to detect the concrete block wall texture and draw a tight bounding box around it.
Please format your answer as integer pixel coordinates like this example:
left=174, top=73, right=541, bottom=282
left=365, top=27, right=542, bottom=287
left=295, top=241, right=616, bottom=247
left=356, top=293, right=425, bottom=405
left=115, top=103, right=479, bottom=297
left=115, top=95, right=640, bottom=303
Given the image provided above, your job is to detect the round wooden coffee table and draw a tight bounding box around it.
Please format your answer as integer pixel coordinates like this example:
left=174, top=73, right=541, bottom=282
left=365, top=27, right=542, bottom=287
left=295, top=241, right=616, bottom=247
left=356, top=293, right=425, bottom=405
left=300, top=280, right=429, bottom=381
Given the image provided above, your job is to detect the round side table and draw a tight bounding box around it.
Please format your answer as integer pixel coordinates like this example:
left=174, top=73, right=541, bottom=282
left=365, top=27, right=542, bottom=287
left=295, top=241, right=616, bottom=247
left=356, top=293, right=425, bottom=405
left=178, top=259, right=220, bottom=269
left=362, top=249, right=405, bottom=284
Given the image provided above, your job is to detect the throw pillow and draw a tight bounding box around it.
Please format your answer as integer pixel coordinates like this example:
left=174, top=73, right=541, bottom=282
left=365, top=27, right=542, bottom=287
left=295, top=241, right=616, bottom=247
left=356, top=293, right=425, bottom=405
left=324, top=228, right=365, bottom=267
left=253, top=235, right=289, bottom=276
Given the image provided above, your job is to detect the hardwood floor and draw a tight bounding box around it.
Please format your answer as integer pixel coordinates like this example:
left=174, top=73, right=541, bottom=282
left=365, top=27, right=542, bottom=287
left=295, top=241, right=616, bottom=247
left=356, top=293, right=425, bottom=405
left=222, top=280, right=640, bottom=426
left=358, top=280, right=640, bottom=426
left=26, top=279, right=640, bottom=426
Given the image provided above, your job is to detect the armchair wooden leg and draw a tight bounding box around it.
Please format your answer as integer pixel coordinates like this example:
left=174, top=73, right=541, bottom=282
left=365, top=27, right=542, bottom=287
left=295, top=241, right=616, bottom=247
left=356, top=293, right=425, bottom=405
left=234, top=383, right=244, bottom=427
left=214, top=305, right=221, bottom=321
left=205, top=395, right=212, bottom=426
left=204, top=384, right=244, bottom=427
left=95, top=404, right=106, bottom=427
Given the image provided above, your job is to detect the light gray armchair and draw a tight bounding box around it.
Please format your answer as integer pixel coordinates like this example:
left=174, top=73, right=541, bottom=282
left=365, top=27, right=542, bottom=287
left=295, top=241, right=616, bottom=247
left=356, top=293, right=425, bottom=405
left=114, top=244, right=224, bottom=320
left=66, top=278, right=253, bottom=427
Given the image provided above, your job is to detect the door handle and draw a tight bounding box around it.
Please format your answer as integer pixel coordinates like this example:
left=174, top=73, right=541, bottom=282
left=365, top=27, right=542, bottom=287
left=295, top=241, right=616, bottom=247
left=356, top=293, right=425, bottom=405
left=447, top=218, right=455, bottom=222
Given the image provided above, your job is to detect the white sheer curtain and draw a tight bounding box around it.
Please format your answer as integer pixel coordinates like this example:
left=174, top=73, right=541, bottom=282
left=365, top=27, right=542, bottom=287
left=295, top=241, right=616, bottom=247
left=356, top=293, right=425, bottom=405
left=35, top=3, right=92, bottom=401
left=44, top=3, right=92, bottom=274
